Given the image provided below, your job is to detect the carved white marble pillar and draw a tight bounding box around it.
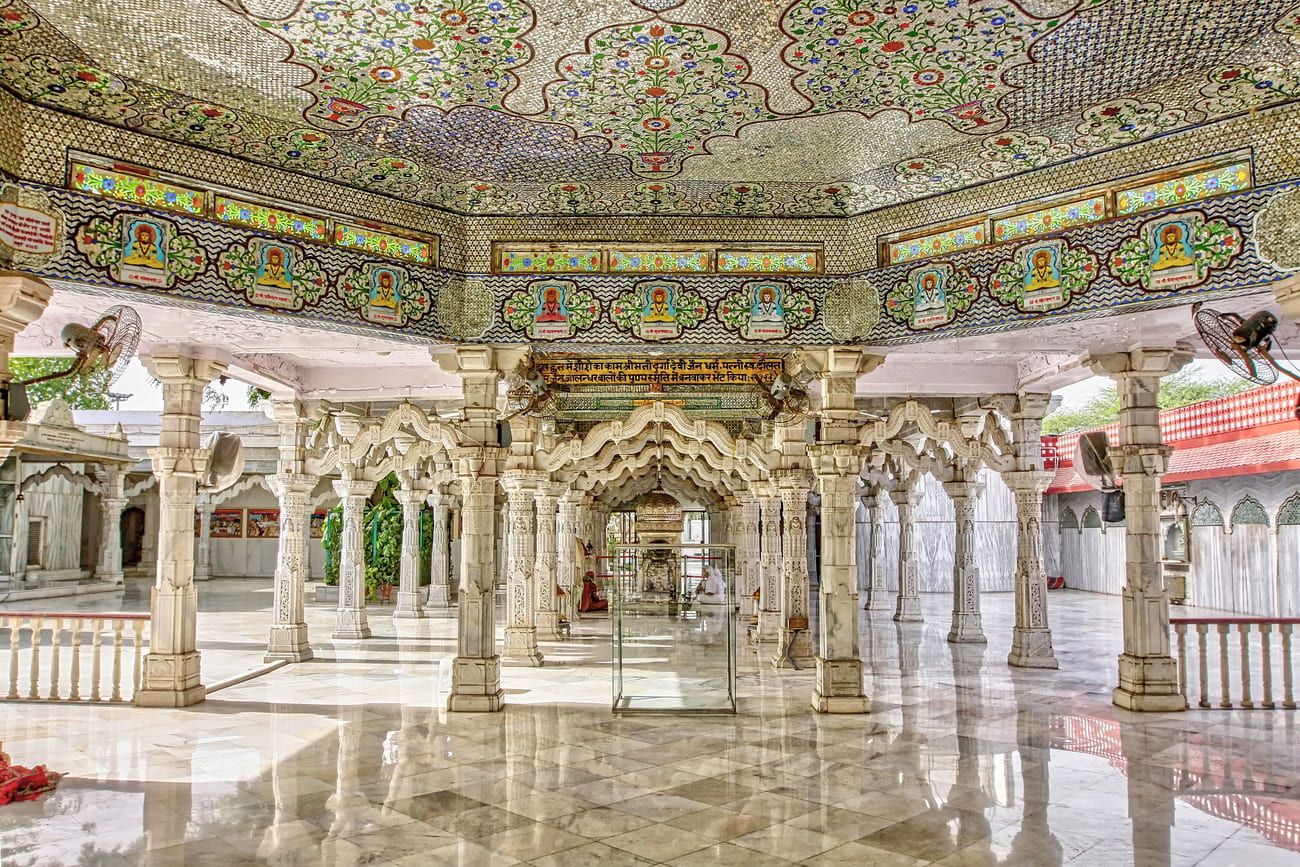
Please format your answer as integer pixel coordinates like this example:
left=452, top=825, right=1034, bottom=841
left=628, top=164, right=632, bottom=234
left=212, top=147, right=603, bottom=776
left=135, top=354, right=226, bottom=708
left=332, top=478, right=375, bottom=640
left=945, top=472, right=986, bottom=644
left=1005, top=392, right=1058, bottom=669
left=737, top=495, right=760, bottom=618
left=426, top=491, right=451, bottom=608
left=533, top=489, right=562, bottom=640
left=772, top=470, right=814, bottom=666
left=266, top=474, right=314, bottom=662
left=501, top=472, right=544, bottom=665
left=755, top=486, right=782, bottom=643
left=450, top=449, right=506, bottom=711
left=865, top=487, right=892, bottom=611
left=393, top=489, right=427, bottom=619
left=193, top=493, right=214, bottom=582
left=811, top=447, right=868, bottom=712
left=893, top=487, right=923, bottom=623
left=1091, top=349, right=1192, bottom=711
left=94, top=466, right=127, bottom=586
left=556, top=493, right=579, bottom=628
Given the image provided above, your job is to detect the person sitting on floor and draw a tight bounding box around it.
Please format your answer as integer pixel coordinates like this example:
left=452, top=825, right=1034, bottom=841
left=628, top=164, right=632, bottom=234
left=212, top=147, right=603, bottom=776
left=578, top=571, right=608, bottom=613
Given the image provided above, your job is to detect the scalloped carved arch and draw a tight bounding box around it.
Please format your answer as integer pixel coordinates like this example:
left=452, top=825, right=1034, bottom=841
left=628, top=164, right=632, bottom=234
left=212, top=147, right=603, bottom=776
left=21, top=464, right=103, bottom=495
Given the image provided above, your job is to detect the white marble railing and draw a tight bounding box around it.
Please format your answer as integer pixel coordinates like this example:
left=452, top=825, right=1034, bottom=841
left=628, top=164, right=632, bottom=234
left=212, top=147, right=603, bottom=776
left=0, top=612, right=148, bottom=703
left=1172, top=617, right=1298, bottom=710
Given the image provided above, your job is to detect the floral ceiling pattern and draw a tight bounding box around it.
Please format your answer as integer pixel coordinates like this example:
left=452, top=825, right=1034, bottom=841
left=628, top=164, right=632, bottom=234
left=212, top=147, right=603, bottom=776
left=1, top=0, right=1298, bottom=216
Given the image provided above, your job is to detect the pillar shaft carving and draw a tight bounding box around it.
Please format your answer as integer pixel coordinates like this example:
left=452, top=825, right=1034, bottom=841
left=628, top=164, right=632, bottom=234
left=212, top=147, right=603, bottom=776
left=193, top=493, right=215, bottom=582
left=555, top=495, right=579, bottom=628
left=501, top=472, right=544, bottom=666
left=1004, top=471, right=1057, bottom=668
left=393, top=489, right=427, bottom=619
left=450, top=445, right=507, bottom=711
left=893, top=488, right=923, bottom=623
left=426, top=491, right=452, bottom=608
left=94, top=466, right=127, bottom=586
left=266, top=473, right=315, bottom=661
left=755, top=486, right=782, bottom=643
left=945, top=472, right=986, bottom=645
left=534, top=491, right=562, bottom=640
left=136, top=354, right=226, bottom=708
left=773, top=470, right=813, bottom=664
left=332, top=478, right=376, bottom=640
left=738, top=496, right=761, bottom=618
left=865, top=488, right=891, bottom=612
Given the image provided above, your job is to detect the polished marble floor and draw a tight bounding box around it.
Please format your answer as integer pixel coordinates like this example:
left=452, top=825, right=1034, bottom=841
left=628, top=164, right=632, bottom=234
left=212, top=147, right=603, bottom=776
left=1, top=581, right=1298, bottom=866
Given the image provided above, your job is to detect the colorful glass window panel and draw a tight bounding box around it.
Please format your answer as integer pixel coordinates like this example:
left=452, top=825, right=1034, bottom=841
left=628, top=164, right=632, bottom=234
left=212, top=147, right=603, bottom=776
left=716, top=248, right=821, bottom=274
left=993, top=195, right=1108, bottom=243
left=214, top=196, right=328, bottom=242
left=1114, top=162, right=1252, bottom=216
left=607, top=249, right=709, bottom=273
left=496, top=247, right=603, bottom=274
left=886, top=223, right=986, bottom=265
left=335, top=222, right=433, bottom=265
left=70, top=162, right=204, bottom=215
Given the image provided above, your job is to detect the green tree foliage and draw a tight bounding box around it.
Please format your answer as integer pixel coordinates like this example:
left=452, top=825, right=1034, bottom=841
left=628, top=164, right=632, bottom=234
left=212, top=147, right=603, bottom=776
left=320, top=473, right=432, bottom=598
left=7, top=357, right=111, bottom=409
left=1042, top=369, right=1254, bottom=434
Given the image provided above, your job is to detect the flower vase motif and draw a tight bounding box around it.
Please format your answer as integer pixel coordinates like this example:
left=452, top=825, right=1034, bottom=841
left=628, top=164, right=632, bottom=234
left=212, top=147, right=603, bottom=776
left=542, top=19, right=773, bottom=178
left=780, top=0, right=1111, bottom=133
left=1109, top=209, right=1243, bottom=293
left=255, top=0, right=536, bottom=129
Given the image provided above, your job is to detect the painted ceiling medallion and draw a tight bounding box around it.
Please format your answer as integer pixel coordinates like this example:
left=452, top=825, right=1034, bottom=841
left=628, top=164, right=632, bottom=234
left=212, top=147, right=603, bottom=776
left=631, top=0, right=686, bottom=11
left=780, top=0, right=1111, bottom=133
left=258, top=0, right=536, bottom=129
left=543, top=18, right=772, bottom=177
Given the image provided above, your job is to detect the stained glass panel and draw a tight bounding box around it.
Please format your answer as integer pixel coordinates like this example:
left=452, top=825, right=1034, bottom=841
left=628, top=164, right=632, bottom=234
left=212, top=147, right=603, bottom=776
left=1114, top=162, right=1251, bottom=216
left=993, top=195, right=1108, bottom=243
left=334, top=222, right=434, bottom=264
left=496, top=247, right=603, bottom=274
left=70, top=162, right=204, bottom=215
left=607, top=249, right=709, bottom=273
left=214, top=196, right=328, bottom=242
left=716, top=248, right=821, bottom=274
left=886, top=222, right=985, bottom=265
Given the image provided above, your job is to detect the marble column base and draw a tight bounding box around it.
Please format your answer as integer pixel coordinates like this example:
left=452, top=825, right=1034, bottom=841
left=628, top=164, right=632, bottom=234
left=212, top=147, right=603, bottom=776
left=1113, top=653, right=1186, bottom=712
left=894, top=596, right=923, bottom=622
left=448, top=655, right=504, bottom=713
left=811, top=657, right=870, bottom=714
left=426, top=583, right=451, bottom=608
left=393, top=592, right=427, bottom=619
left=535, top=611, right=564, bottom=641
left=947, top=614, right=987, bottom=645
left=135, top=651, right=205, bottom=707
left=771, top=628, right=813, bottom=669
left=503, top=627, right=544, bottom=666
left=1008, top=627, right=1059, bottom=669
left=332, top=609, right=371, bottom=640
left=265, top=624, right=313, bottom=663
left=864, top=591, right=893, bottom=612
left=754, top=609, right=781, bottom=644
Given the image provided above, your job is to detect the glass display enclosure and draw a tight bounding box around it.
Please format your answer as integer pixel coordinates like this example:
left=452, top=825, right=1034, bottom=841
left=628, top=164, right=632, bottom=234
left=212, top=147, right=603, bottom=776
left=609, top=543, right=737, bottom=713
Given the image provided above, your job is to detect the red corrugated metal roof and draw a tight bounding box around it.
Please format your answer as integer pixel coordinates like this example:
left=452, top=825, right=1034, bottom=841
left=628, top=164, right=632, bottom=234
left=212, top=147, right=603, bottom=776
left=1045, top=381, right=1300, bottom=494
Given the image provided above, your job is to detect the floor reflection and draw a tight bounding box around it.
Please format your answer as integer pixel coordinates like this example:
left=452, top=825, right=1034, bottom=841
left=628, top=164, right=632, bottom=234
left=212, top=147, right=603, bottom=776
left=0, top=583, right=1297, bottom=865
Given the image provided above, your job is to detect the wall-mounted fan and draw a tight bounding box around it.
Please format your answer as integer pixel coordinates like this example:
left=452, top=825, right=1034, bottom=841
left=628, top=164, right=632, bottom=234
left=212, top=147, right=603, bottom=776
left=756, top=370, right=812, bottom=424
left=1075, top=430, right=1125, bottom=522
left=4, top=306, right=142, bottom=421
left=1192, top=303, right=1300, bottom=386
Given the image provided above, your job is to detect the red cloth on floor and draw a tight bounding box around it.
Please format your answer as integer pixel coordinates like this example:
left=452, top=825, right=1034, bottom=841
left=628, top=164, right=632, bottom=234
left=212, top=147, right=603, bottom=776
left=0, top=752, right=61, bottom=805
left=579, top=578, right=608, bottom=613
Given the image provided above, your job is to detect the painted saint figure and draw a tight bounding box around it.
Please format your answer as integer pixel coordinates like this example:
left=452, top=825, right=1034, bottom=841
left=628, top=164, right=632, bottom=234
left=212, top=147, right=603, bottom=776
left=256, top=245, right=294, bottom=290
left=643, top=284, right=676, bottom=323
left=1024, top=248, right=1061, bottom=293
left=1151, top=222, right=1195, bottom=271
left=751, top=283, right=783, bottom=322
left=120, top=222, right=166, bottom=270
left=535, top=284, right=567, bottom=323
left=915, top=271, right=946, bottom=312
left=370, top=269, right=399, bottom=310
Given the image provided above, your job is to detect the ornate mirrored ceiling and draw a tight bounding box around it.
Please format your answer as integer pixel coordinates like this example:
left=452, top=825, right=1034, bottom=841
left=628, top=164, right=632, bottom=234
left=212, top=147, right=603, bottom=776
left=2, top=0, right=1298, bottom=216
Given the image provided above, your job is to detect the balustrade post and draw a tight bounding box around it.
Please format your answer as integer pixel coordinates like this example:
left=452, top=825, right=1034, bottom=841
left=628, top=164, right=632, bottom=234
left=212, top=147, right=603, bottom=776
left=1282, top=623, right=1295, bottom=709
left=90, top=619, right=103, bottom=702
left=8, top=618, right=20, bottom=699
left=1174, top=624, right=1188, bottom=705
left=1239, top=623, right=1254, bottom=709
left=1218, top=623, right=1232, bottom=708
left=1196, top=623, right=1210, bottom=708
left=1260, top=623, right=1274, bottom=709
